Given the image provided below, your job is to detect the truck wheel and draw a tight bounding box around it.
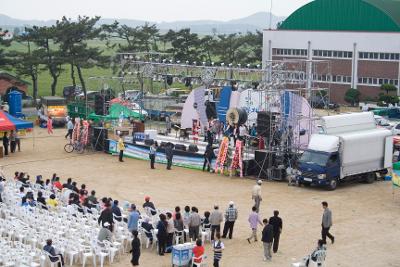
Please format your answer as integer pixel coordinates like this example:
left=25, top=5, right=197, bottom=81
left=327, top=179, right=338, bottom=191
left=366, top=172, right=376, bottom=184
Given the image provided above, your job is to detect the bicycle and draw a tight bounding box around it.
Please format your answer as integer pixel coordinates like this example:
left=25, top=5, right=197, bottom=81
left=64, top=140, right=85, bottom=154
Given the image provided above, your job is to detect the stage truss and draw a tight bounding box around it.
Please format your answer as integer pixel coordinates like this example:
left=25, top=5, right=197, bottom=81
left=115, top=53, right=332, bottom=180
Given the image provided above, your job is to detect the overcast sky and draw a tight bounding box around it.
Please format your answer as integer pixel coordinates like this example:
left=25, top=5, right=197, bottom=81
left=2, top=0, right=312, bottom=21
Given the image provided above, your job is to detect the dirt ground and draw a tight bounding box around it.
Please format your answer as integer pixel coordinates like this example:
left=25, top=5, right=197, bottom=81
left=1, top=128, right=400, bottom=267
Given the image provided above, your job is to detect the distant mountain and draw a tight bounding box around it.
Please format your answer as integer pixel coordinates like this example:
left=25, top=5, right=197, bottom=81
left=0, top=12, right=286, bottom=34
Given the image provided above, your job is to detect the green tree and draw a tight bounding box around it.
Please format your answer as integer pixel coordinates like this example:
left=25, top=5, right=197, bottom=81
left=0, top=28, right=12, bottom=68
left=168, top=28, right=201, bottom=63
left=344, top=88, right=360, bottom=106
left=214, top=33, right=247, bottom=64
left=27, top=26, right=64, bottom=96
left=10, top=31, right=41, bottom=103
left=380, top=83, right=397, bottom=95
left=54, top=16, right=104, bottom=96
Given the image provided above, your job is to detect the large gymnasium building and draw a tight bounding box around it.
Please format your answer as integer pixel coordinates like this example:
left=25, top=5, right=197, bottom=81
left=262, top=0, right=400, bottom=104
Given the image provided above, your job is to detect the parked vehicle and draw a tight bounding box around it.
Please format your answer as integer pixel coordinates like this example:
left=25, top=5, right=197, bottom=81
left=374, top=115, right=394, bottom=129
left=296, top=112, right=393, bottom=190
left=39, top=96, right=67, bottom=127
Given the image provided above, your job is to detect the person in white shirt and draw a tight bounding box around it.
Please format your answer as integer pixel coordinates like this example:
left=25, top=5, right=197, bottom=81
left=65, top=118, right=74, bottom=139
left=252, top=180, right=262, bottom=213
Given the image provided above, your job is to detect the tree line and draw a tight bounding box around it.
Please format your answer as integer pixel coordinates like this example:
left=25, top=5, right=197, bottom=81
left=0, top=16, right=262, bottom=101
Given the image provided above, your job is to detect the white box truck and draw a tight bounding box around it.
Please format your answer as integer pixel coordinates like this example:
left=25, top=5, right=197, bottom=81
left=296, top=112, right=393, bottom=190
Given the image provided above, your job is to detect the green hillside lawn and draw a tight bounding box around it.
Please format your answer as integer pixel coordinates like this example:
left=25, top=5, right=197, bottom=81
left=3, top=39, right=182, bottom=97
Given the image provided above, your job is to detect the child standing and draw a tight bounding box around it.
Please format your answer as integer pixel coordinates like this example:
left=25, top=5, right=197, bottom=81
left=212, top=233, right=225, bottom=267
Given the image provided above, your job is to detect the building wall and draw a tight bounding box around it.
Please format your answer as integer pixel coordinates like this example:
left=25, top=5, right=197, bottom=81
left=0, top=79, right=28, bottom=96
left=263, top=30, right=400, bottom=104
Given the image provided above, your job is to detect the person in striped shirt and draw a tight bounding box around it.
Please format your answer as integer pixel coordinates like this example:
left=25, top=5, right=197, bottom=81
left=212, top=232, right=225, bottom=267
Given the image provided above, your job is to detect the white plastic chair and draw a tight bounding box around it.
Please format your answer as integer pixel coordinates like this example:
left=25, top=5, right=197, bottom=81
left=175, top=230, right=184, bottom=245
left=201, top=224, right=211, bottom=244
left=80, top=245, right=95, bottom=267
left=43, top=251, right=63, bottom=267
left=93, top=246, right=109, bottom=267
left=291, top=250, right=326, bottom=267
left=191, top=254, right=207, bottom=267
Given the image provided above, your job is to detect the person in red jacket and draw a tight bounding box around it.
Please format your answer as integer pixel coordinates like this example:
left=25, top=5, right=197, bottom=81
left=192, top=239, right=205, bottom=264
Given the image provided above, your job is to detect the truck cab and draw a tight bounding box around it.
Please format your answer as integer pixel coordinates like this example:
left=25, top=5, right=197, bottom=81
left=297, top=135, right=341, bottom=190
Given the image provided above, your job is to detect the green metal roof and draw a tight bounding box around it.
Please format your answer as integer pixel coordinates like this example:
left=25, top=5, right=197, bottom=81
left=279, top=0, right=400, bottom=32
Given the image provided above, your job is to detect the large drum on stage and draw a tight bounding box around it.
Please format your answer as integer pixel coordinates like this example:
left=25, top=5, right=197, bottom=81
left=226, top=107, right=248, bottom=126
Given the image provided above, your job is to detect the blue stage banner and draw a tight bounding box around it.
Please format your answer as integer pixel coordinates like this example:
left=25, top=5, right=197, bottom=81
left=217, top=86, right=232, bottom=123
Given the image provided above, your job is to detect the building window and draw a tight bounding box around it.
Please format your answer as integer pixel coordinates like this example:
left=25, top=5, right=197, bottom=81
left=359, top=51, right=399, bottom=61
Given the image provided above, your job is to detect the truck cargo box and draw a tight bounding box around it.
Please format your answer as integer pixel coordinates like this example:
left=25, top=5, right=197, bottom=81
left=339, top=128, right=392, bottom=177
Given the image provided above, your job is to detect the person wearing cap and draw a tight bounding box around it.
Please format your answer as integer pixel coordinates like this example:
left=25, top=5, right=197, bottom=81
left=127, top=204, right=140, bottom=232
left=209, top=205, right=223, bottom=241
left=143, top=196, right=157, bottom=215
left=98, top=222, right=113, bottom=243
left=252, top=180, right=263, bottom=213
left=222, top=201, right=238, bottom=239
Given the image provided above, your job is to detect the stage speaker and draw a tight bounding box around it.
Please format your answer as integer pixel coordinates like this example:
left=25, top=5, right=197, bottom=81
left=144, top=139, right=154, bottom=146
left=188, top=144, right=199, bottom=153
left=205, top=101, right=217, bottom=120
left=92, top=127, right=108, bottom=151
left=174, top=144, right=186, bottom=151
left=243, top=159, right=257, bottom=176
left=94, top=95, right=105, bottom=115
left=257, top=111, right=271, bottom=138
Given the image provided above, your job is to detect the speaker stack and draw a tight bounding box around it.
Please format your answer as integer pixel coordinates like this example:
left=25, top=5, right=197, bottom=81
left=256, top=111, right=271, bottom=138
left=94, top=95, right=105, bottom=115
left=92, top=127, right=108, bottom=151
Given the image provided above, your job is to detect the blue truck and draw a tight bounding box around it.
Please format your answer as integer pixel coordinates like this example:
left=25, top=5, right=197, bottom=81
left=296, top=112, right=393, bottom=190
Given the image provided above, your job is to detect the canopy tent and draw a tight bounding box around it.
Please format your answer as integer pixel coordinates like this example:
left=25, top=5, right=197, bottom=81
left=87, top=103, right=144, bottom=122
left=0, top=110, right=33, bottom=131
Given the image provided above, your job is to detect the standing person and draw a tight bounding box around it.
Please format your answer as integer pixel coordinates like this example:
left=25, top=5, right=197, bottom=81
left=252, top=180, right=263, bottom=213
left=47, top=116, right=53, bottom=134
left=212, top=233, right=224, bottom=267
left=222, top=201, right=238, bottom=239
left=9, top=130, right=16, bottom=153
left=261, top=218, right=274, bottom=261
left=65, top=118, right=74, bottom=139
left=127, top=204, right=140, bottom=232
left=247, top=206, right=263, bottom=243
left=269, top=210, right=283, bottom=253
left=2, top=132, right=9, bottom=156
left=117, top=135, right=125, bottom=162
left=203, top=144, right=215, bottom=172
left=165, top=143, right=174, bottom=170
left=209, top=205, right=223, bottom=241
left=156, top=214, right=168, bottom=256
left=130, top=230, right=141, bottom=266
left=15, top=131, right=20, bottom=152
left=188, top=207, right=201, bottom=241
left=166, top=212, right=174, bottom=252
left=149, top=142, right=157, bottom=169
left=98, top=202, right=114, bottom=232
left=192, top=239, right=205, bottom=264
left=321, top=201, right=334, bottom=244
